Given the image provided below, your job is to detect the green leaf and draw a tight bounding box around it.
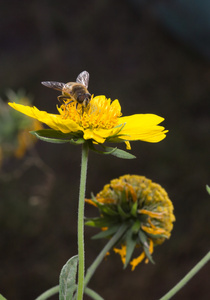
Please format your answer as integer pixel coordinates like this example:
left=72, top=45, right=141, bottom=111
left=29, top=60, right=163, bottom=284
left=0, top=294, right=7, bottom=300
left=206, top=185, right=210, bottom=195
left=59, top=255, right=78, bottom=300
left=30, top=129, right=84, bottom=144
left=104, top=147, right=136, bottom=159
left=88, top=142, right=136, bottom=159
left=124, top=228, right=137, bottom=269
left=92, top=225, right=121, bottom=239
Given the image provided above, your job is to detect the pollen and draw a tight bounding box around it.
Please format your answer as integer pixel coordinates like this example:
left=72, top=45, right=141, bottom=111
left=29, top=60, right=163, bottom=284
left=60, top=95, right=122, bottom=130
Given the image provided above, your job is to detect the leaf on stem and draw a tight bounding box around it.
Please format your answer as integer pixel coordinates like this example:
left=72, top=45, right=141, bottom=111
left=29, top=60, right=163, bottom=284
left=30, top=129, right=84, bottom=144
left=103, top=146, right=136, bottom=159
left=59, top=255, right=78, bottom=300
left=88, top=141, right=136, bottom=159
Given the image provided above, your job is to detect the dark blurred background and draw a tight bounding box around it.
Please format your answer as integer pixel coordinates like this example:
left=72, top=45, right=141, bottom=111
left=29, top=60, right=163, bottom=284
left=0, top=0, right=209, bottom=299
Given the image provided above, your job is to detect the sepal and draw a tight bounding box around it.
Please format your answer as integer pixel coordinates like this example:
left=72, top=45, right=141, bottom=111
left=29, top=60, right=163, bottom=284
left=30, top=129, right=84, bottom=144
left=89, top=193, right=119, bottom=216
left=85, top=216, right=116, bottom=228
left=91, top=225, right=121, bottom=239
left=130, top=201, right=138, bottom=217
left=138, top=230, right=155, bottom=264
left=88, top=141, right=136, bottom=159
left=103, top=146, right=136, bottom=159
left=143, top=244, right=155, bottom=264
left=124, top=228, right=138, bottom=269
left=117, top=205, right=130, bottom=218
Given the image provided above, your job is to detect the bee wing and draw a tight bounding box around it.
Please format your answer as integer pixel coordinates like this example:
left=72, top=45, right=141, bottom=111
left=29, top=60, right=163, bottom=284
left=76, top=71, right=89, bottom=88
left=41, top=81, right=65, bottom=91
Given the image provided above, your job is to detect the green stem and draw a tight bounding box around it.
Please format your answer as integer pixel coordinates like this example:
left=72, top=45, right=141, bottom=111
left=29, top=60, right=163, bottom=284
left=159, top=251, right=210, bottom=300
left=34, top=250, right=209, bottom=300
left=84, top=287, right=104, bottom=300
left=35, top=224, right=127, bottom=300
left=34, top=285, right=59, bottom=300
left=84, top=223, right=128, bottom=288
left=77, top=142, right=89, bottom=300
left=35, top=143, right=89, bottom=300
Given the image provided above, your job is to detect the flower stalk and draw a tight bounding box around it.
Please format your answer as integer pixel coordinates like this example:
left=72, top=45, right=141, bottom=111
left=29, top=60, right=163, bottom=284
left=77, top=142, right=89, bottom=300
left=84, top=223, right=128, bottom=288
left=159, top=251, right=210, bottom=300
left=34, top=286, right=59, bottom=300
left=34, top=251, right=210, bottom=300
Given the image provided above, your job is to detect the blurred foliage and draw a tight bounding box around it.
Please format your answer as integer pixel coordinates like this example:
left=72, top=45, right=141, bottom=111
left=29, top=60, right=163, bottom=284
left=0, top=89, right=42, bottom=165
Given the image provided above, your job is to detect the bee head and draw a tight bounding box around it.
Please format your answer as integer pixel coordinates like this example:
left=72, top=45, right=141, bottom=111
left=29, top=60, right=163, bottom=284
left=78, top=93, right=91, bottom=107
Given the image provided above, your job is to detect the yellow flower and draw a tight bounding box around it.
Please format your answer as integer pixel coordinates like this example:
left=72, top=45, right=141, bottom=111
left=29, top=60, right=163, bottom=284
left=8, top=95, right=168, bottom=149
left=86, top=175, right=175, bottom=270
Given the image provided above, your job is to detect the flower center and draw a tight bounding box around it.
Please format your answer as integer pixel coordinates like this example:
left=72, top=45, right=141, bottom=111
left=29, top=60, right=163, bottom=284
left=59, top=95, right=122, bottom=130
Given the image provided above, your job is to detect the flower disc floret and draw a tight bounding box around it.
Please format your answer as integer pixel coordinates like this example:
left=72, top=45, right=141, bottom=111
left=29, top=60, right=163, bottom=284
left=86, top=175, right=175, bottom=270
left=59, top=95, right=122, bottom=130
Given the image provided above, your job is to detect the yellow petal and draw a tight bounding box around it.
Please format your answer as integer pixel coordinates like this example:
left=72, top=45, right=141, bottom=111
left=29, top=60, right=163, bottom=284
left=138, top=209, right=164, bottom=219
left=113, top=245, right=126, bottom=264
left=125, top=141, right=131, bottom=150
left=118, top=114, right=168, bottom=142
left=145, top=239, right=154, bottom=263
left=130, top=252, right=145, bottom=271
left=85, top=199, right=97, bottom=207
left=83, top=128, right=114, bottom=143
left=8, top=103, right=82, bottom=133
left=141, top=225, right=168, bottom=236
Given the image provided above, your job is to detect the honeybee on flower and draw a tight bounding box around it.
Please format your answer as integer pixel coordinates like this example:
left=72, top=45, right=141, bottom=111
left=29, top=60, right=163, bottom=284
left=8, top=71, right=168, bottom=154
left=41, top=71, right=91, bottom=108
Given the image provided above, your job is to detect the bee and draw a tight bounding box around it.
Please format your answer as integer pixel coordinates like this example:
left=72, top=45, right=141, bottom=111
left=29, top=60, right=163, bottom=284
left=41, top=71, right=91, bottom=107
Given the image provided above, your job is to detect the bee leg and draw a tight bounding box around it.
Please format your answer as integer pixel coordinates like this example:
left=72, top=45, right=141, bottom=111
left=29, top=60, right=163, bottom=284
left=57, top=95, right=72, bottom=104
left=66, top=100, right=74, bottom=105
left=75, top=103, right=83, bottom=113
